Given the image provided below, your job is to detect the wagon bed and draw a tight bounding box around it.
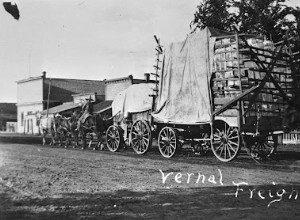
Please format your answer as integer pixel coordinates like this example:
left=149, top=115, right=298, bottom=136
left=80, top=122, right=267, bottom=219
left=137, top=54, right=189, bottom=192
left=106, top=27, right=300, bottom=162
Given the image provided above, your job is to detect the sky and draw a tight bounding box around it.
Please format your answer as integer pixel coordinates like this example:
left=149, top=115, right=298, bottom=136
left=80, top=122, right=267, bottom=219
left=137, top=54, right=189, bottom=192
left=0, top=0, right=299, bottom=103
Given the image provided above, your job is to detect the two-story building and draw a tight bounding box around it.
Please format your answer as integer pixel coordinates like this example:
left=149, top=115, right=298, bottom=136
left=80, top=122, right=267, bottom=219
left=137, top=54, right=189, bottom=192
left=16, top=72, right=105, bottom=134
left=16, top=72, right=153, bottom=134
left=104, top=74, right=151, bottom=100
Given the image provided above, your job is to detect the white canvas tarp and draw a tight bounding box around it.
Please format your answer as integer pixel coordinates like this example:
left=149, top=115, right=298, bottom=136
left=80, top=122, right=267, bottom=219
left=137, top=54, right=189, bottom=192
left=152, top=27, right=229, bottom=124
left=112, top=83, right=156, bottom=118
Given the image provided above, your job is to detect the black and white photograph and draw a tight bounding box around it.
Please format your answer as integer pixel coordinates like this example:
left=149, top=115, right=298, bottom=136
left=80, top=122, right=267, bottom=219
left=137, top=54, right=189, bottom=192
left=0, top=0, right=300, bottom=219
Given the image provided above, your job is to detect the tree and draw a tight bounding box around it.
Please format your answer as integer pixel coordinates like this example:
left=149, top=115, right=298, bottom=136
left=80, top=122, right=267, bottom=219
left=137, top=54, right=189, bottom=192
left=288, top=6, right=300, bottom=52
left=233, top=0, right=295, bottom=42
left=190, top=0, right=235, bottom=31
left=191, top=0, right=300, bottom=51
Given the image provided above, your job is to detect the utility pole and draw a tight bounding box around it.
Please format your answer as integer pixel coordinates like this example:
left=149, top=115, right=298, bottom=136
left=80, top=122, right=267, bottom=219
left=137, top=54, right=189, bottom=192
left=46, top=79, right=51, bottom=117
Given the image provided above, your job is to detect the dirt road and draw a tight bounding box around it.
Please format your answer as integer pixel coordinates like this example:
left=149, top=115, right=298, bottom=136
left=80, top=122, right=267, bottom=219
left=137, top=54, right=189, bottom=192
left=0, top=140, right=300, bottom=219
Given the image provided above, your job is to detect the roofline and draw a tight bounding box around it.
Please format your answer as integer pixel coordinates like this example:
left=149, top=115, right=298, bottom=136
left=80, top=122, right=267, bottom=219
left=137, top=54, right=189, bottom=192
left=0, top=102, right=16, bottom=104
left=40, top=102, right=80, bottom=114
left=16, top=75, right=104, bottom=84
left=16, top=100, right=62, bottom=106
left=104, top=75, right=133, bottom=83
left=16, top=76, right=43, bottom=84
left=95, top=106, right=112, bottom=114
left=16, top=74, right=153, bottom=86
left=71, top=92, right=104, bottom=97
left=16, top=101, right=44, bottom=106
left=45, top=77, right=104, bottom=82
left=132, top=79, right=156, bottom=84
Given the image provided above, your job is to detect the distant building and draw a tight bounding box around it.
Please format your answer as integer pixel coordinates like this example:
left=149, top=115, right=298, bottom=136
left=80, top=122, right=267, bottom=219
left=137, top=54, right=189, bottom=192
left=0, top=103, right=17, bottom=132
left=104, top=74, right=152, bottom=101
left=16, top=72, right=154, bottom=134
left=16, top=72, right=105, bottom=134
left=41, top=92, right=104, bottom=117
left=42, top=74, right=153, bottom=117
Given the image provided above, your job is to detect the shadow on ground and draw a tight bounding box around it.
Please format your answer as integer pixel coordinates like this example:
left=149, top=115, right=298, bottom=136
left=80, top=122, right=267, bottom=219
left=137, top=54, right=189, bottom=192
left=1, top=184, right=299, bottom=220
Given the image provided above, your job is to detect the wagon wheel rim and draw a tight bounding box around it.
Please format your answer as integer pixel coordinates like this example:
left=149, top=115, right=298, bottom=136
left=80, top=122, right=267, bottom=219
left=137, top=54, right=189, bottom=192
left=106, top=125, right=121, bottom=152
left=130, top=120, right=152, bottom=154
left=250, top=135, right=278, bottom=161
left=158, top=127, right=178, bottom=158
left=211, top=123, right=240, bottom=162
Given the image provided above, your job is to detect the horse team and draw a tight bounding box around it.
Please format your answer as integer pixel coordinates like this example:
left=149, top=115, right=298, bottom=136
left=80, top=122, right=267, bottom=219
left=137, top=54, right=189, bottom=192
left=38, top=111, right=111, bottom=150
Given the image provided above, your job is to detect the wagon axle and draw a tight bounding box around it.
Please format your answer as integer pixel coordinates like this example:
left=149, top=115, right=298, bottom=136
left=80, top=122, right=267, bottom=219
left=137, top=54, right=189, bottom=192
left=220, top=135, right=228, bottom=144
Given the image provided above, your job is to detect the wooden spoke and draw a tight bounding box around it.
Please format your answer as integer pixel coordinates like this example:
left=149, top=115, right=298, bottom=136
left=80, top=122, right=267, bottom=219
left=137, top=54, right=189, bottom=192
left=106, top=125, right=123, bottom=152
left=131, top=131, right=139, bottom=136
left=211, top=122, right=240, bottom=162
left=228, top=140, right=239, bottom=146
left=158, top=127, right=178, bottom=158
left=226, top=145, right=232, bottom=159
left=130, top=120, right=152, bottom=155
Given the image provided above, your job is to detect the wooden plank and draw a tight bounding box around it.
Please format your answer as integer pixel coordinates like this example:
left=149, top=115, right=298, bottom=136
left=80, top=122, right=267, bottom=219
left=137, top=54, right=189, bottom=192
left=213, top=85, right=259, bottom=116
left=244, top=109, right=281, bottom=114
left=243, top=100, right=287, bottom=105
left=212, top=88, right=241, bottom=92
left=240, top=50, right=290, bottom=61
left=241, top=45, right=290, bottom=57
left=239, top=33, right=290, bottom=116
left=274, top=37, right=294, bottom=45
left=230, top=67, right=293, bottom=76
left=214, top=98, right=234, bottom=105
left=248, top=78, right=294, bottom=84
left=212, top=78, right=240, bottom=81
left=214, top=33, right=258, bottom=40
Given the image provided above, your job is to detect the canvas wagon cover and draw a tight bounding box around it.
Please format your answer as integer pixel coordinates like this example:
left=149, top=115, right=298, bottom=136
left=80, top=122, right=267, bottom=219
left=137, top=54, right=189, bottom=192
left=152, top=27, right=230, bottom=124
left=112, top=83, right=156, bottom=118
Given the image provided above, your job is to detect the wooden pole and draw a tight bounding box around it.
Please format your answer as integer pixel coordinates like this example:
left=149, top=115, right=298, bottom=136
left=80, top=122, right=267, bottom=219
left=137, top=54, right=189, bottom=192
left=46, top=79, right=51, bottom=117
left=236, top=32, right=244, bottom=128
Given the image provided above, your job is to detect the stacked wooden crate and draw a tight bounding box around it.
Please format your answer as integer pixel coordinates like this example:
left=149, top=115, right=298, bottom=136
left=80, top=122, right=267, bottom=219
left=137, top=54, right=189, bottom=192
left=212, top=37, right=242, bottom=100
left=211, top=34, right=294, bottom=118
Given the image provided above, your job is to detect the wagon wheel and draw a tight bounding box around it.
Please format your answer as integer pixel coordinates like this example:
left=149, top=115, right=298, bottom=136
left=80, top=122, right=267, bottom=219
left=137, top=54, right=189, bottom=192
left=247, top=135, right=278, bottom=162
left=106, top=125, right=123, bottom=152
left=211, top=122, right=240, bottom=162
left=192, top=133, right=210, bottom=156
left=130, top=120, right=152, bottom=154
left=158, top=127, right=178, bottom=158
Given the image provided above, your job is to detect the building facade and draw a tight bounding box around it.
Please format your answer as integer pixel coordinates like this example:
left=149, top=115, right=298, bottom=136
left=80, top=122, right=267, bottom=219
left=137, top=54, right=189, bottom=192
left=0, top=103, right=17, bottom=132
left=104, top=74, right=151, bottom=101
left=16, top=72, right=153, bottom=134
left=16, top=72, right=105, bottom=133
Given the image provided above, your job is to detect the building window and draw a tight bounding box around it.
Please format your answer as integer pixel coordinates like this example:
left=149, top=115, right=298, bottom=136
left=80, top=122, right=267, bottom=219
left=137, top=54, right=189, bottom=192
left=21, top=112, right=24, bottom=126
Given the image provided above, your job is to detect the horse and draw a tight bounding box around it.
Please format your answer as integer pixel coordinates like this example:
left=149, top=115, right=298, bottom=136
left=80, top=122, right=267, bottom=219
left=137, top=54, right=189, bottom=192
left=79, top=114, right=111, bottom=150
left=38, top=116, right=56, bottom=145
left=55, top=114, right=79, bottom=148
left=282, top=105, right=300, bottom=133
